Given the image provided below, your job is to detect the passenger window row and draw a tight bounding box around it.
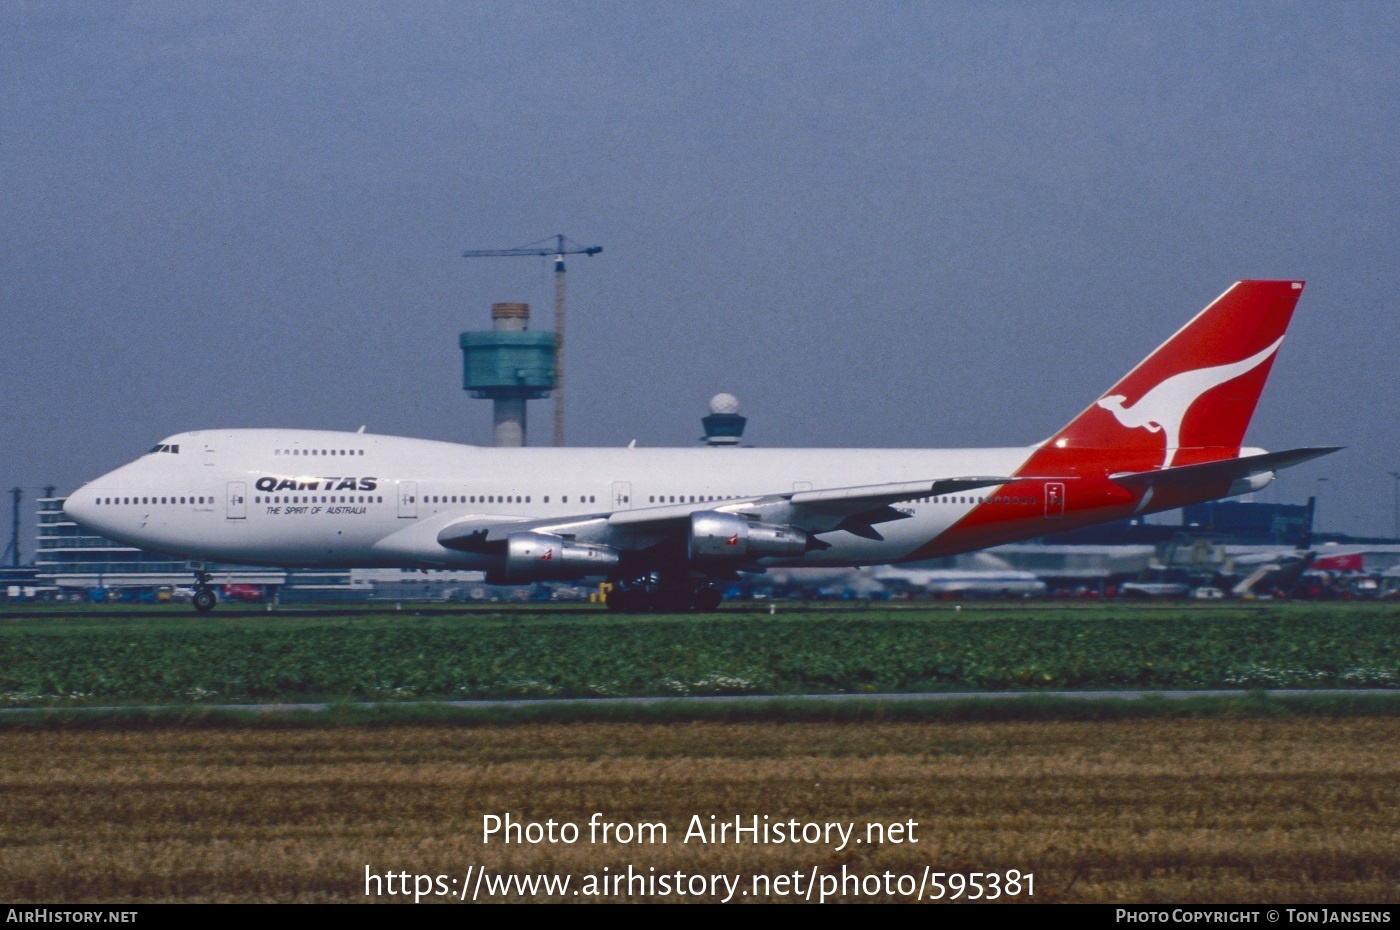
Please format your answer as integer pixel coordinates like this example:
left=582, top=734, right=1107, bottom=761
left=911, top=495, right=1037, bottom=505
left=650, top=495, right=742, bottom=504
left=93, top=492, right=1038, bottom=509
left=415, top=495, right=599, bottom=505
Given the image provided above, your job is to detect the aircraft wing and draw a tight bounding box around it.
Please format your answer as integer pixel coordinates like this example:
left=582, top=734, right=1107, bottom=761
left=437, top=474, right=1042, bottom=553
left=438, top=445, right=1333, bottom=557
left=611, top=475, right=1075, bottom=541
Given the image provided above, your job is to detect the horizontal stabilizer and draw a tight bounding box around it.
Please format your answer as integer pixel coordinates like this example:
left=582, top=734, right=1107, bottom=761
left=1109, top=446, right=1341, bottom=489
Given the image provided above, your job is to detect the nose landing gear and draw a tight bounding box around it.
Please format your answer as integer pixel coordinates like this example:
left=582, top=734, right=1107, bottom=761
left=192, top=571, right=217, bottom=613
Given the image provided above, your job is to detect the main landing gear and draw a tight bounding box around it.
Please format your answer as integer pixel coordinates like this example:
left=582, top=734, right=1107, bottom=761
left=192, top=571, right=218, bottom=613
left=606, top=575, right=724, bottom=613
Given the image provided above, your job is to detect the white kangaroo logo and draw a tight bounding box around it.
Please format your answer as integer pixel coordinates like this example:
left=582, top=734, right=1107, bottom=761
left=1096, top=336, right=1283, bottom=470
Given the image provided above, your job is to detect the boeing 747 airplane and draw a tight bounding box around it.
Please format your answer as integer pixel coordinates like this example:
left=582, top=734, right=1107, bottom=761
left=65, top=280, right=1338, bottom=611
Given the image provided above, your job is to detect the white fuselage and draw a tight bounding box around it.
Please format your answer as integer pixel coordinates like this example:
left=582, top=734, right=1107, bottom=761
left=65, top=428, right=1035, bottom=571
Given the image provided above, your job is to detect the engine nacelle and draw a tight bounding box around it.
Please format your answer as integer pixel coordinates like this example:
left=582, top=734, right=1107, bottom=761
left=491, top=532, right=620, bottom=583
left=688, top=511, right=809, bottom=562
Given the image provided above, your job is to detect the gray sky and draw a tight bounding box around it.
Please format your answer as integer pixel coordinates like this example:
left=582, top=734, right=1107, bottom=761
left=2, top=2, right=1396, bottom=550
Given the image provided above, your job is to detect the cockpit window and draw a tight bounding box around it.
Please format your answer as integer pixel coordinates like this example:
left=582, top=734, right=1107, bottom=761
left=146, top=443, right=181, bottom=455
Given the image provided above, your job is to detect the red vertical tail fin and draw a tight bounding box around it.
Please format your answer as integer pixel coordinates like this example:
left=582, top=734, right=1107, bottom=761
left=1029, top=280, right=1305, bottom=476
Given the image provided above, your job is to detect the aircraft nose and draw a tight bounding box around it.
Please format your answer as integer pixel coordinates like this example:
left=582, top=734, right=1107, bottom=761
left=63, top=487, right=95, bottom=529
left=64, top=479, right=121, bottom=537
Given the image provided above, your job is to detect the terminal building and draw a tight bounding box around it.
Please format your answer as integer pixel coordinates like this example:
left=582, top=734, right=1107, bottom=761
left=32, top=495, right=360, bottom=601
left=29, top=496, right=520, bottom=603
left=35, top=495, right=284, bottom=590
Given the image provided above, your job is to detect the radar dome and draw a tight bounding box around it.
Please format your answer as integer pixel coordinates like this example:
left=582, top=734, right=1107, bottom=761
left=709, top=393, right=740, bottom=415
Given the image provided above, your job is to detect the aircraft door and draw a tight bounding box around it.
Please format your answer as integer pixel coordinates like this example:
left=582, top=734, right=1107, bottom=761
left=226, top=481, right=247, bottom=520
left=398, top=481, right=417, bottom=519
left=611, top=481, right=632, bottom=510
left=1044, top=482, right=1065, bottom=519
left=793, top=481, right=813, bottom=493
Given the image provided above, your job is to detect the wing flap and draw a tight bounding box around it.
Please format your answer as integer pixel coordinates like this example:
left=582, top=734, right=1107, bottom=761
left=605, top=475, right=1032, bottom=529
left=790, top=476, right=1050, bottom=507
left=437, top=514, right=593, bottom=552
left=606, top=501, right=739, bottom=526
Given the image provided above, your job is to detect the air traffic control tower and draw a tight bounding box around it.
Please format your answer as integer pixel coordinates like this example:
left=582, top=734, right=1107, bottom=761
left=701, top=393, right=747, bottom=446
left=460, top=302, right=555, bottom=447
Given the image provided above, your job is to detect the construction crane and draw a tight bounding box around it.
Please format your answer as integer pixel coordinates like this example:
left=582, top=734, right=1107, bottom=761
left=462, top=234, right=602, bottom=447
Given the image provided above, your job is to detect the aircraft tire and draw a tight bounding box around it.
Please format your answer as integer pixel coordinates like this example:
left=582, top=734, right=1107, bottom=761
left=693, top=586, right=723, bottom=612
left=652, top=589, right=693, bottom=613
left=193, top=588, right=217, bottom=612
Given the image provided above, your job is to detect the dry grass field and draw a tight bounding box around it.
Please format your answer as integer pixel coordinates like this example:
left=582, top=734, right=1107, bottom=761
left=1, top=718, right=1397, bottom=903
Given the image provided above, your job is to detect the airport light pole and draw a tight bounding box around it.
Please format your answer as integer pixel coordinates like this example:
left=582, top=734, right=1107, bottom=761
left=3, top=488, right=19, bottom=567
left=1314, top=477, right=1329, bottom=536
left=1390, top=471, right=1400, bottom=540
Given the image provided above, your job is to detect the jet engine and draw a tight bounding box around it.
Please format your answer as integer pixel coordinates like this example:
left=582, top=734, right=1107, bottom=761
left=688, top=511, right=809, bottom=562
left=490, top=532, right=621, bottom=583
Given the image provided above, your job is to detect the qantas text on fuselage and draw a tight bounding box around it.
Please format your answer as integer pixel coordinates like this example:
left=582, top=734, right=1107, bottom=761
left=254, top=477, right=379, bottom=493
left=65, top=281, right=1338, bottom=611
